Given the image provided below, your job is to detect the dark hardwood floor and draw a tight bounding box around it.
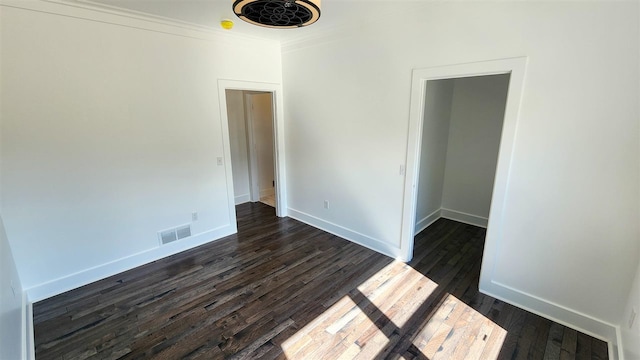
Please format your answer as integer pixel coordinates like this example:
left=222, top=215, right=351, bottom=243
left=33, top=202, right=608, bottom=359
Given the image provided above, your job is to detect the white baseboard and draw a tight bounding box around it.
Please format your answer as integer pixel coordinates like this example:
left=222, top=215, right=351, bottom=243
left=287, top=208, right=401, bottom=259
left=415, top=208, right=441, bottom=234
left=480, top=279, right=620, bottom=359
left=235, top=194, right=251, bottom=205
left=25, top=225, right=237, bottom=303
left=441, top=208, right=488, bottom=228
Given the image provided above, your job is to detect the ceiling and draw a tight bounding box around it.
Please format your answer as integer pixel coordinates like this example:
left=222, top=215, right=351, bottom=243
left=72, top=0, right=429, bottom=43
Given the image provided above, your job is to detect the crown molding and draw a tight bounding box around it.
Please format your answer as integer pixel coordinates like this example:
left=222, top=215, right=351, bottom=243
left=0, top=0, right=279, bottom=46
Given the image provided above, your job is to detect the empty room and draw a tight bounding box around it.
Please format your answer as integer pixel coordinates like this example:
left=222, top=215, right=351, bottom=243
left=0, top=0, right=638, bottom=359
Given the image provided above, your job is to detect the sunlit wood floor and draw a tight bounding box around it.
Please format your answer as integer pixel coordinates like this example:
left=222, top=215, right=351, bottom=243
left=260, top=194, right=276, bottom=208
left=33, top=202, right=608, bottom=359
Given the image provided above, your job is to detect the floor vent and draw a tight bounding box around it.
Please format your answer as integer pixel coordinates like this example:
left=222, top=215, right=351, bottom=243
left=159, top=224, right=192, bottom=245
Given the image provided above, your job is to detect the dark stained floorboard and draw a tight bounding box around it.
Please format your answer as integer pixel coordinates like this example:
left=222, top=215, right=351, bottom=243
left=34, top=202, right=608, bottom=359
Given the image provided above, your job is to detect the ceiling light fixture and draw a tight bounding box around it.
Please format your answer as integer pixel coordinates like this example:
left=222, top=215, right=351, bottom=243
left=233, top=0, right=321, bottom=29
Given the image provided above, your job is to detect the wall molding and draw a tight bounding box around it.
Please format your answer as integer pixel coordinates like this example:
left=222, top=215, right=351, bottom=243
left=415, top=208, right=442, bottom=235
left=26, top=299, right=35, bottom=360
left=615, top=326, right=625, bottom=360
left=288, top=208, right=401, bottom=260
left=481, top=280, right=620, bottom=359
left=415, top=208, right=488, bottom=234
left=440, top=208, right=488, bottom=228
left=235, top=194, right=251, bottom=205
left=0, top=0, right=278, bottom=47
left=25, top=225, right=236, bottom=303
left=20, top=292, right=28, bottom=360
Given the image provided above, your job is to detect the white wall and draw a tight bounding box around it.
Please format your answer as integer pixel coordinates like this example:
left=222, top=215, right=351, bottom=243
left=621, top=261, right=640, bottom=359
left=441, top=75, right=509, bottom=225
left=0, top=1, right=282, bottom=300
left=0, top=6, right=23, bottom=357
left=415, top=79, right=453, bottom=233
left=226, top=90, right=251, bottom=205
left=282, top=1, right=639, bottom=343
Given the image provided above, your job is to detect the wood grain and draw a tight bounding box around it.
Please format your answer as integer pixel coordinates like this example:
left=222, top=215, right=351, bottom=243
left=34, top=202, right=608, bottom=359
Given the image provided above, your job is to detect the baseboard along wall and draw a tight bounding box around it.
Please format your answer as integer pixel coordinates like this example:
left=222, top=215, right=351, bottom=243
left=480, top=280, right=621, bottom=359
left=287, top=208, right=402, bottom=260
left=25, top=225, right=237, bottom=303
left=422, top=207, right=621, bottom=359
left=235, top=194, right=251, bottom=205
left=416, top=207, right=488, bottom=234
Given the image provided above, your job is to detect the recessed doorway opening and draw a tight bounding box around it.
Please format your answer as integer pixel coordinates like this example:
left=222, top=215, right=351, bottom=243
left=218, top=80, right=288, bottom=224
left=414, top=74, right=510, bottom=234
left=226, top=90, right=277, bottom=208
left=399, top=58, right=528, bottom=295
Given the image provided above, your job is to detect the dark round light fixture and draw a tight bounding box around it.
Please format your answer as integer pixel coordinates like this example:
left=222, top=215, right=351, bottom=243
left=233, top=0, right=321, bottom=29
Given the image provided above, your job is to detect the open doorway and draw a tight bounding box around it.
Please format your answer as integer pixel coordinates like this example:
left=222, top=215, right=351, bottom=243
left=226, top=90, right=276, bottom=208
left=217, top=80, right=288, bottom=221
left=399, top=58, right=527, bottom=296
left=414, top=74, right=510, bottom=235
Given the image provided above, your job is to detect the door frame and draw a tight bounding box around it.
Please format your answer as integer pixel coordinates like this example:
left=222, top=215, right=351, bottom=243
left=218, top=80, right=288, bottom=218
left=399, top=57, right=527, bottom=291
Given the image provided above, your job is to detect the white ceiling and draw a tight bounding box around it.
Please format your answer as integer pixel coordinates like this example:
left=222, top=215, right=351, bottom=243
left=73, top=0, right=428, bottom=42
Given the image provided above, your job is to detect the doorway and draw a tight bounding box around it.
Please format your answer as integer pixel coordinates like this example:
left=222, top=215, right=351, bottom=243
left=226, top=90, right=276, bottom=208
left=399, top=58, right=527, bottom=295
left=414, top=74, right=510, bottom=235
left=218, top=80, right=288, bottom=221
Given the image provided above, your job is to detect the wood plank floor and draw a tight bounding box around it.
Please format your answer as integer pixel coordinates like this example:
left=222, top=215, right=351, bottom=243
left=33, top=202, right=609, bottom=359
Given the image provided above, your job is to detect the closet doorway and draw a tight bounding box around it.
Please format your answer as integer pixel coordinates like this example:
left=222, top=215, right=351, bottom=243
left=399, top=58, right=527, bottom=293
left=413, top=74, right=510, bottom=234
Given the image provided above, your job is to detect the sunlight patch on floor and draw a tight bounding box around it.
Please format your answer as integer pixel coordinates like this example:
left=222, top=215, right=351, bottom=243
left=281, top=261, right=507, bottom=359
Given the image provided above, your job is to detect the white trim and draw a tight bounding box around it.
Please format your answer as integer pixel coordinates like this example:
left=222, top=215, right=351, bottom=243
left=0, top=0, right=278, bottom=46
left=616, top=326, right=624, bottom=360
left=440, top=208, right=488, bottom=228
left=26, top=300, right=34, bottom=360
left=415, top=208, right=441, bottom=234
left=218, top=80, right=288, bottom=218
left=235, top=194, right=251, bottom=205
left=25, top=225, right=235, bottom=302
left=400, top=57, right=527, bottom=265
left=288, top=208, right=401, bottom=260
left=482, top=280, right=621, bottom=359
left=20, top=291, right=27, bottom=360
left=19, top=290, right=34, bottom=360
